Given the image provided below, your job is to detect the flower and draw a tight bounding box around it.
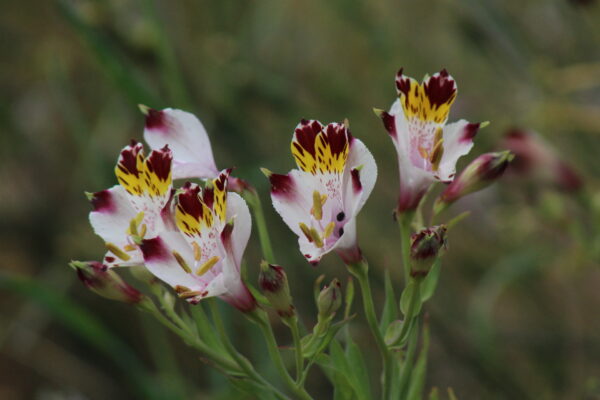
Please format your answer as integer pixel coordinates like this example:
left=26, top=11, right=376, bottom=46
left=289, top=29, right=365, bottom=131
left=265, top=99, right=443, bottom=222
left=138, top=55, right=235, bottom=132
left=70, top=260, right=147, bottom=304
left=503, top=129, right=583, bottom=192
left=88, top=141, right=174, bottom=268
left=409, top=225, right=447, bottom=278
left=139, top=170, right=256, bottom=311
left=375, top=68, right=483, bottom=213
left=265, top=119, right=377, bottom=265
left=140, top=106, right=250, bottom=193
left=435, top=151, right=513, bottom=214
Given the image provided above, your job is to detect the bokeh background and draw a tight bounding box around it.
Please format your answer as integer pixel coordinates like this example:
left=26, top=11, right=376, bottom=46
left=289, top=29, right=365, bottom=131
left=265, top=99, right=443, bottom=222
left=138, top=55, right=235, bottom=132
left=2, top=0, right=600, bottom=399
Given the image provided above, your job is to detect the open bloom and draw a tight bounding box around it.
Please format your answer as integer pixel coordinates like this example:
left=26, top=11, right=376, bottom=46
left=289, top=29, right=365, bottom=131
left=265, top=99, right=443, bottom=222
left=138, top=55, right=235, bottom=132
left=265, top=120, right=377, bottom=264
left=139, top=170, right=256, bottom=311
left=88, top=141, right=173, bottom=268
left=375, top=68, right=482, bottom=212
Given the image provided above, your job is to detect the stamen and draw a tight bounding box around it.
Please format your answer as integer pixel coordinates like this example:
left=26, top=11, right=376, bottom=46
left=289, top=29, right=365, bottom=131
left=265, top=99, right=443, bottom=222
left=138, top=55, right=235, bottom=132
left=178, top=290, right=204, bottom=299
left=172, top=251, right=192, bottom=274
left=192, top=242, right=202, bottom=261
left=124, top=244, right=137, bottom=252
left=105, top=243, right=131, bottom=261
left=299, top=222, right=313, bottom=242
left=430, top=128, right=445, bottom=172
left=310, top=227, right=324, bottom=248
left=174, top=285, right=191, bottom=294
left=323, top=222, right=335, bottom=239
left=138, top=224, right=147, bottom=238
left=312, top=190, right=325, bottom=220
left=196, top=256, right=220, bottom=276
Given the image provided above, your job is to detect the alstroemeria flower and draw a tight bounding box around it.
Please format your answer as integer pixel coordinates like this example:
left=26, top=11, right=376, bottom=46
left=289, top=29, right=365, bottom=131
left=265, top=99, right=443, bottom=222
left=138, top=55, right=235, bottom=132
left=266, top=120, right=377, bottom=265
left=376, top=68, right=482, bottom=212
left=139, top=170, right=256, bottom=311
left=88, top=141, right=173, bottom=268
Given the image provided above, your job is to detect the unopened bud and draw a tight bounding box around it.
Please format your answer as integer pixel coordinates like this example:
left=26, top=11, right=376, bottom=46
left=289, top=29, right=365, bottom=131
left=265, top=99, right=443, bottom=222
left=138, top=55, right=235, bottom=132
left=258, top=261, right=295, bottom=318
left=435, top=151, right=513, bottom=214
left=70, top=261, right=146, bottom=304
left=317, top=278, right=342, bottom=317
left=410, top=225, right=447, bottom=278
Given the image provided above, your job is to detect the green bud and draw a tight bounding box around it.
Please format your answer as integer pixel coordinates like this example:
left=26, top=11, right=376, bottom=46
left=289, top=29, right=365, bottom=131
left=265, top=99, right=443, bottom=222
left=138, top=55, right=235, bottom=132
left=258, top=261, right=295, bottom=318
left=409, top=226, right=447, bottom=278
left=317, top=278, right=342, bottom=318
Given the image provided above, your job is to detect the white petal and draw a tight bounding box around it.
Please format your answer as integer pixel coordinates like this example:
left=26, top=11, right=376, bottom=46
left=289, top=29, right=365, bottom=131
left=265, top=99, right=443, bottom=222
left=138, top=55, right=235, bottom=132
left=343, top=138, right=377, bottom=218
left=143, top=108, right=219, bottom=179
left=224, top=192, right=252, bottom=268
left=270, top=170, right=322, bottom=237
left=437, top=120, right=479, bottom=182
left=89, top=185, right=136, bottom=246
left=140, top=232, right=228, bottom=298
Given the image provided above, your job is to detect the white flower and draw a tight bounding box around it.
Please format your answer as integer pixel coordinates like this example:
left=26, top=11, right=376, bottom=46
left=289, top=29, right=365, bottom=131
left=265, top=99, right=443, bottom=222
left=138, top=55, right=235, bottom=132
left=376, top=68, right=481, bottom=212
left=88, top=141, right=173, bottom=268
left=266, top=120, right=377, bottom=264
left=139, top=170, right=256, bottom=311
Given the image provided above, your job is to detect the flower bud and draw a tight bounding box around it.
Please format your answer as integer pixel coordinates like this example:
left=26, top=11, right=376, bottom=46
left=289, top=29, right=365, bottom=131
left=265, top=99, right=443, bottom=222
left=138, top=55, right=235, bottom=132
left=258, top=261, right=295, bottom=318
left=317, top=278, right=342, bottom=318
left=435, top=151, right=513, bottom=214
left=70, top=261, right=146, bottom=304
left=410, top=226, right=447, bottom=278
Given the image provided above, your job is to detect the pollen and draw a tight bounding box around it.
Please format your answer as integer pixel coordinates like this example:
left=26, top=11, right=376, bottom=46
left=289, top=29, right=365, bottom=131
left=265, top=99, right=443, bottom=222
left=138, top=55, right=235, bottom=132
left=196, top=256, right=220, bottom=276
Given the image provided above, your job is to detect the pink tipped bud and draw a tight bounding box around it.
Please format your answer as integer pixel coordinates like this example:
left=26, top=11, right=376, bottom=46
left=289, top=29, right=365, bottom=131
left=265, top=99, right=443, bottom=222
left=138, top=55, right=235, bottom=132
left=503, top=129, right=583, bottom=192
left=317, top=278, right=342, bottom=317
left=435, top=151, right=513, bottom=214
left=410, top=225, right=447, bottom=278
left=258, top=261, right=295, bottom=318
left=70, top=261, right=146, bottom=304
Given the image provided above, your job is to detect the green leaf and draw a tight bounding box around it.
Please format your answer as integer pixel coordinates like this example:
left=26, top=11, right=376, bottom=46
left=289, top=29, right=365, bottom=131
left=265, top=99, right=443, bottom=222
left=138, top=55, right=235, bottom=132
left=448, top=388, right=459, bottom=400
left=421, top=259, right=442, bottom=302
left=345, top=340, right=372, bottom=400
left=301, top=315, right=354, bottom=358
left=407, top=321, right=430, bottom=400
left=316, top=353, right=356, bottom=400
left=400, top=280, right=422, bottom=316
left=384, top=320, right=403, bottom=346
left=379, top=269, right=398, bottom=333
left=189, top=303, right=225, bottom=351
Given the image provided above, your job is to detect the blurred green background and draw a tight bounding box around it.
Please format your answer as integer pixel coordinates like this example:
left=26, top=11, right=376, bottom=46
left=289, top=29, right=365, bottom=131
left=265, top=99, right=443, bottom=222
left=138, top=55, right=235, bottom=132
left=2, top=0, right=600, bottom=398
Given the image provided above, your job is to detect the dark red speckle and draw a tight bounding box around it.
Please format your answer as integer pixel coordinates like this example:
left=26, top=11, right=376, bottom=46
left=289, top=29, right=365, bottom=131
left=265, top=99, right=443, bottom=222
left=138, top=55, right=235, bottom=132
left=423, top=69, right=456, bottom=107
left=90, top=189, right=115, bottom=212
left=146, top=146, right=172, bottom=181
left=324, top=124, right=349, bottom=156
left=461, top=123, right=480, bottom=143
left=380, top=111, right=397, bottom=138
left=351, top=168, right=362, bottom=193
left=269, top=173, right=296, bottom=198
left=145, top=108, right=166, bottom=130
left=294, top=120, right=323, bottom=158
left=140, top=237, right=170, bottom=262
left=177, top=183, right=203, bottom=220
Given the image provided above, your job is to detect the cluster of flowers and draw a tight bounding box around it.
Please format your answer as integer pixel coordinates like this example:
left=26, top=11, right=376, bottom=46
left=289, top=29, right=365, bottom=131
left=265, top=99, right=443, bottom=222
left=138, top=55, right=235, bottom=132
left=73, top=68, right=519, bottom=312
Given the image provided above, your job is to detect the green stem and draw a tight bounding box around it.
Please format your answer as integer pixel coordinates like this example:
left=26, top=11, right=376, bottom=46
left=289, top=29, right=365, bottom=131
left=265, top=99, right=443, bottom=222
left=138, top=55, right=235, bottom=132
left=250, top=310, right=313, bottom=400
left=347, top=260, right=392, bottom=400
left=245, top=191, right=276, bottom=263
left=286, top=316, right=304, bottom=383
left=398, top=316, right=420, bottom=398
left=397, top=212, right=415, bottom=284
left=208, top=300, right=288, bottom=400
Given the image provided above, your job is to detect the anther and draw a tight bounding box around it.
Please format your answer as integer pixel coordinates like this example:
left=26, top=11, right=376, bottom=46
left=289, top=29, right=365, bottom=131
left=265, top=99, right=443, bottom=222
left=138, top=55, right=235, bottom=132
left=105, top=243, right=131, bottom=261
left=196, top=256, right=220, bottom=276
left=172, top=251, right=192, bottom=274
